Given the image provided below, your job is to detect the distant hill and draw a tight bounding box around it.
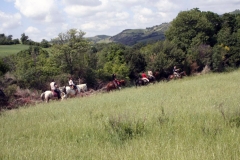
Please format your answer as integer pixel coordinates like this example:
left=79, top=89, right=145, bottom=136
left=229, top=9, right=240, bottom=14
left=86, top=35, right=111, bottom=43
left=86, top=22, right=170, bottom=46
left=87, top=9, right=240, bottom=46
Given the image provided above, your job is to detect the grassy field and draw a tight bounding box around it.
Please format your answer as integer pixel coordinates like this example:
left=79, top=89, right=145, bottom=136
left=0, top=44, right=30, bottom=57
left=1, top=70, right=240, bottom=159
left=0, top=45, right=52, bottom=57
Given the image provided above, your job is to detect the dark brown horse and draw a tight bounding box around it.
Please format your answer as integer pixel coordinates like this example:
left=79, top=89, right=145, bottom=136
left=168, top=71, right=187, bottom=81
left=106, top=79, right=126, bottom=92
left=135, top=77, right=150, bottom=87
left=148, top=76, right=156, bottom=84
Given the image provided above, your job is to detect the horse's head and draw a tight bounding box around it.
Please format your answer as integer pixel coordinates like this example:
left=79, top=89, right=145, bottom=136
left=59, top=86, right=66, bottom=94
left=119, top=80, right=126, bottom=86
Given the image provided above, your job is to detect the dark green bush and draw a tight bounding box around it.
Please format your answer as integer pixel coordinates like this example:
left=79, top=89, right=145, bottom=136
left=105, top=115, right=146, bottom=142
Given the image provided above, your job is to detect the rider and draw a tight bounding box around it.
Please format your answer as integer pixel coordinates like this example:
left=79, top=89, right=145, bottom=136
left=68, top=77, right=78, bottom=95
left=141, top=72, right=149, bottom=82
left=50, top=79, right=61, bottom=99
left=112, top=73, right=120, bottom=89
left=147, top=70, right=155, bottom=80
left=173, top=66, right=180, bottom=78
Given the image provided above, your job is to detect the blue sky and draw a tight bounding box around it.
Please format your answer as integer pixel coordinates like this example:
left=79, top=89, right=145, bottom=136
left=0, top=0, right=239, bottom=42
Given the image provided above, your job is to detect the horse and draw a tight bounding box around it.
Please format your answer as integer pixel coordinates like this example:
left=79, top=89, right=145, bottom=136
left=77, top=84, right=88, bottom=92
left=106, top=79, right=125, bottom=92
left=135, top=77, right=149, bottom=87
left=168, top=71, right=187, bottom=81
left=40, top=90, right=66, bottom=103
left=148, top=75, right=156, bottom=84
left=59, top=84, right=88, bottom=98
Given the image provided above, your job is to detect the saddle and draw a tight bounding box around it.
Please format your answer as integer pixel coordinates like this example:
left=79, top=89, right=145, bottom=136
left=51, top=90, right=58, bottom=97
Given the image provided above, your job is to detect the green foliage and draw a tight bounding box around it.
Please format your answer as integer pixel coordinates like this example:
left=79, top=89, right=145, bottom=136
left=165, top=8, right=220, bottom=51
left=4, top=84, right=17, bottom=97
left=40, top=39, right=51, bottom=48
left=81, top=67, right=97, bottom=88
left=11, top=46, right=59, bottom=89
left=0, top=58, right=9, bottom=76
left=20, top=33, right=29, bottom=44
left=97, top=43, right=129, bottom=78
left=51, top=29, right=90, bottom=76
left=106, top=115, right=146, bottom=141
left=0, top=34, right=20, bottom=45
left=212, top=45, right=225, bottom=72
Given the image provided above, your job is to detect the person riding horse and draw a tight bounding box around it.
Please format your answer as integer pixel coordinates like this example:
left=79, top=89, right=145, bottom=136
left=173, top=66, right=181, bottom=78
left=112, top=73, right=121, bottom=89
left=68, top=77, right=78, bottom=95
left=50, top=79, right=61, bottom=99
left=147, top=70, right=155, bottom=81
left=141, top=72, right=149, bottom=83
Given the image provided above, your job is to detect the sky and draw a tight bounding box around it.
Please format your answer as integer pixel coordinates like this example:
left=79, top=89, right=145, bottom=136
left=0, top=0, right=239, bottom=42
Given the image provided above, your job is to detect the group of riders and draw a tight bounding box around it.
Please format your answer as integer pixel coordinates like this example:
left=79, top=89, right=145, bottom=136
left=49, top=66, right=182, bottom=98
left=140, top=66, right=182, bottom=83
left=49, top=77, right=78, bottom=100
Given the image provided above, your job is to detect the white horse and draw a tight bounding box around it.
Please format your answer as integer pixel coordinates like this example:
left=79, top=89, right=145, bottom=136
left=77, top=84, right=88, bottom=92
left=59, top=84, right=88, bottom=98
left=40, top=90, right=66, bottom=103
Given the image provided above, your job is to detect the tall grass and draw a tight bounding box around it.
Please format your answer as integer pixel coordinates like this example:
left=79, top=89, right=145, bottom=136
left=1, top=70, right=240, bottom=159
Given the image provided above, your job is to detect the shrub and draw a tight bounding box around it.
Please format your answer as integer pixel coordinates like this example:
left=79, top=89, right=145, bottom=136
left=105, top=115, right=146, bottom=142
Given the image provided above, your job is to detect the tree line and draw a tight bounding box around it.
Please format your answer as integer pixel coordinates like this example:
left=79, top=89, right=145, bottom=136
left=0, top=33, right=51, bottom=48
left=0, top=8, right=240, bottom=93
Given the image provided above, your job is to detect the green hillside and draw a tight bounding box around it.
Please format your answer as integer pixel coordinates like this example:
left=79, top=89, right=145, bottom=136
left=86, top=22, right=170, bottom=46
left=1, top=70, right=240, bottom=159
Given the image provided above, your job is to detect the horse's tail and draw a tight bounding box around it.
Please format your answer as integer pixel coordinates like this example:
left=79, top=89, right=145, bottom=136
left=40, top=92, right=45, bottom=101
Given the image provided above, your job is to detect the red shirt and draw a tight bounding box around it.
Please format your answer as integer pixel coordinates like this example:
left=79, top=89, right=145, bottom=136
left=142, top=73, right=147, bottom=78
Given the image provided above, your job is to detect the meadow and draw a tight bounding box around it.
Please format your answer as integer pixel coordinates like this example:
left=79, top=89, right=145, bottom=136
left=0, top=45, right=52, bottom=57
left=0, top=44, right=30, bottom=57
left=1, top=70, right=240, bottom=159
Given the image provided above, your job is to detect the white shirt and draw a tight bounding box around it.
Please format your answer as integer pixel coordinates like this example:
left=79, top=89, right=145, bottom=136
left=148, top=71, right=153, bottom=76
left=50, top=82, right=56, bottom=90
left=69, top=79, right=74, bottom=85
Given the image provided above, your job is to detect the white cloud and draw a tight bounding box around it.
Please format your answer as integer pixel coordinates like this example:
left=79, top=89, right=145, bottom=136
left=14, top=0, right=64, bottom=23
left=115, top=12, right=129, bottom=20
left=62, top=0, right=102, bottom=6
left=0, top=11, right=21, bottom=29
left=25, top=26, right=40, bottom=34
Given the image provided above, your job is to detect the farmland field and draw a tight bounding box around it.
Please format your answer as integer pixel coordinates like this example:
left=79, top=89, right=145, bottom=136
left=0, top=45, right=52, bottom=57
left=0, top=44, right=30, bottom=57
left=1, top=70, right=240, bottom=159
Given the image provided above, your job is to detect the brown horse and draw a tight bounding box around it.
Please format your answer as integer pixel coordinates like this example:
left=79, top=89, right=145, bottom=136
left=168, top=71, right=187, bottom=81
left=106, top=79, right=126, bottom=92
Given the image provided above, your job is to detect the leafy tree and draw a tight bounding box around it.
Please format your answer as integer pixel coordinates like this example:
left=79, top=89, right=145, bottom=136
left=12, top=46, right=57, bottom=89
left=12, top=39, right=20, bottom=44
left=96, top=43, right=129, bottom=79
left=40, top=39, right=51, bottom=48
left=51, top=29, right=90, bottom=77
left=20, top=33, right=29, bottom=44
left=165, top=8, right=219, bottom=51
